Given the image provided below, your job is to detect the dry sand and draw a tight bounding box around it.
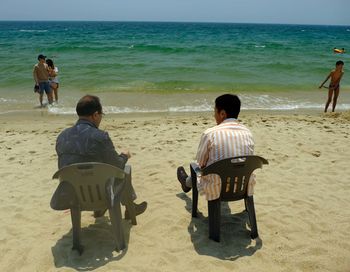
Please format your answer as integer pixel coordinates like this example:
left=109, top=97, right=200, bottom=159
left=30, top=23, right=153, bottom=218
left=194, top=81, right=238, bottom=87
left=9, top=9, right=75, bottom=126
left=0, top=110, right=350, bottom=272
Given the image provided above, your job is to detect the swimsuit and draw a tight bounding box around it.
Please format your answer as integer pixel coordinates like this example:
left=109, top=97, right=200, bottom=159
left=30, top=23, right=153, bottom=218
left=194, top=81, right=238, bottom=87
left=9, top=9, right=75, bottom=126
left=329, top=83, right=339, bottom=90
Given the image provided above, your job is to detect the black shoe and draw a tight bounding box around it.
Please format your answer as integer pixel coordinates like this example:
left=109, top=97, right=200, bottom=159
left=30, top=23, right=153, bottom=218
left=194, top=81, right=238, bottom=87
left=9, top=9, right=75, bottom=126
left=177, top=166, right=191, bottom=193
left=125, top=201, right=148, bottom=219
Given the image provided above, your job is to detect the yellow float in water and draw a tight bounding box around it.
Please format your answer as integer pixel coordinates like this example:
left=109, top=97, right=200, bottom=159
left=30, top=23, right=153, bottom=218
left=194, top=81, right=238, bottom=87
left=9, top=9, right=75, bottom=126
left=333, top=48, right=345, bottom=54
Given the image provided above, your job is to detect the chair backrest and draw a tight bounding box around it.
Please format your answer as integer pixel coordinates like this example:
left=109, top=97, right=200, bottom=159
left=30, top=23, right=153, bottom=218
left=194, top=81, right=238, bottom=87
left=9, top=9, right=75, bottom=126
left=202, top=156, right=268, bottom=201
left=52, top=162, right=125, bottom=210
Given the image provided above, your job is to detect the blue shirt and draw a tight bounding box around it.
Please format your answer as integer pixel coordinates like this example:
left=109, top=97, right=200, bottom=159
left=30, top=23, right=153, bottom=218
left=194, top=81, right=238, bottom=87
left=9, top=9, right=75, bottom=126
left=56, top=119, right=128, bottom=169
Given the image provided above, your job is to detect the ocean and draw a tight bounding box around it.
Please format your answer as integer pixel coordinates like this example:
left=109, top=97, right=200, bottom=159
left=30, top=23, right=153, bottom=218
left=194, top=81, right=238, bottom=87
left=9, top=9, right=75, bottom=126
left=0, top=21, right=349, bottom=114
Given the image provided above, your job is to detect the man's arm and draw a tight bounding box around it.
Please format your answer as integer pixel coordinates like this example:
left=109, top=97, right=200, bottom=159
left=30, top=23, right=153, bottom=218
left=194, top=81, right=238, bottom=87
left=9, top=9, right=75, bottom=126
left=195, top=133, right=210, bottom=168
left=33, top=65, right=38, bottom=84
left=319, top=71, right=332, bottom=88
left=337, top=71, right=344, bottom=85
left=100, top=132, right=129, bottom=169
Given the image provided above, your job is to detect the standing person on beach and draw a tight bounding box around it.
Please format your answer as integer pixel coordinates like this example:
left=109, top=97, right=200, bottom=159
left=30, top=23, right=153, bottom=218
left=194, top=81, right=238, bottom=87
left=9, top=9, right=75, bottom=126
left=33, top=54, right=53, bottom=106
left=319, top=60, right=345, bottom=112
left=54, top=95, right=147, bottom=217
left=46, top=59, right=59, bottom=103
left=176, top=94, right=255, bottom=201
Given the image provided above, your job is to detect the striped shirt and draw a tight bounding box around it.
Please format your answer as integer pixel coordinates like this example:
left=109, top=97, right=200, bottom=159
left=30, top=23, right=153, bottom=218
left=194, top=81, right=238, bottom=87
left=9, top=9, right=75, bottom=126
left=196, top=118, right=255, bottom=201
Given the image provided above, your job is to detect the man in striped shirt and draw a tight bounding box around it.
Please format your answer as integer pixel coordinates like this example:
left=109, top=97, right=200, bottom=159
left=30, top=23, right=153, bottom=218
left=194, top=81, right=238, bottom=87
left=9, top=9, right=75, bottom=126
left=177, top=94, right=255, bottom=201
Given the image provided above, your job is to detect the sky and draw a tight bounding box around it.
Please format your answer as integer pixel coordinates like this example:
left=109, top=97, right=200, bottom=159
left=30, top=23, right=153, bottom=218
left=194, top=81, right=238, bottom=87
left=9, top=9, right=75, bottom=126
left=1, top=0, right=349, bottom=25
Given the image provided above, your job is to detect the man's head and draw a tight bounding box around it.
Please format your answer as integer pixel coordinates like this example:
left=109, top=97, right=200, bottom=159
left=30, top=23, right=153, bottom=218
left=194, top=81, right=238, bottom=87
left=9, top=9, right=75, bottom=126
left=76, top=95, right=104, bottom=127
left=37, top=54, right=46, bottom=63
left=214, top=94, right=241, bottom=124
left=336, top=60, right=344, bottom=69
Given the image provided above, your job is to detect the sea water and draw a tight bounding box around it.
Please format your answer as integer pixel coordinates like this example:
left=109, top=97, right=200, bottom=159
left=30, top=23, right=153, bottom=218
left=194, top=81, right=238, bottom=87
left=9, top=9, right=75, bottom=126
left=0, top=21, right=349, bottom=114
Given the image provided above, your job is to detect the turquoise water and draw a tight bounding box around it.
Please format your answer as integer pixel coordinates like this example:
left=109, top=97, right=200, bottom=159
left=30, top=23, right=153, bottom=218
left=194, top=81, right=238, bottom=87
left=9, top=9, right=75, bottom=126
left=0, top=21, right=349, bottom=114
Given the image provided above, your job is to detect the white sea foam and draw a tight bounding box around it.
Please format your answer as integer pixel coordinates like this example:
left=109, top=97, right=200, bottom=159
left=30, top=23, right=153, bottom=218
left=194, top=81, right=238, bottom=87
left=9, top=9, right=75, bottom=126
left=0, top=97, right=18, bottom=103
left=46, top=101, right=350, bottom=115
left=6, top=93, right=349, bottom=116
left=19, top=29, right=48, bottom=33
left=255, top=45, right=266, bottom=48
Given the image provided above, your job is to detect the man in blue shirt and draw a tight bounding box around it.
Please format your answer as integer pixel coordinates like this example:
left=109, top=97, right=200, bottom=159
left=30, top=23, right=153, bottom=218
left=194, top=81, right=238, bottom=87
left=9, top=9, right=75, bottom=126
left=54, top=95, right=147, bottom=217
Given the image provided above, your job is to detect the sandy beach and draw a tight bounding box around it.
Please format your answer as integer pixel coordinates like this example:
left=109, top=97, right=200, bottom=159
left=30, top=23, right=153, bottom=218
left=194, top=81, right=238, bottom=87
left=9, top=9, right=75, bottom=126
left=0, top=110, right=350, bottom=272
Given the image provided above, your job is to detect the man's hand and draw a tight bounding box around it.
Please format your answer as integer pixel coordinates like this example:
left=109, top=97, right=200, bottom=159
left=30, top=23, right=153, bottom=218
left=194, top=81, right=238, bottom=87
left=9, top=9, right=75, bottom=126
left=121, top=150, right=131, bottom=159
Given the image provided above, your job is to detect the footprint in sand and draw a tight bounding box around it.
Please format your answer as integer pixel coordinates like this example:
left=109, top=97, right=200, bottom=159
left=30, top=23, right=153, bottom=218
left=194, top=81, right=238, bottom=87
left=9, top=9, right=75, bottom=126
left=311, top=151, right=321, bottom=157
left=301, top=148, right=321, bottom=157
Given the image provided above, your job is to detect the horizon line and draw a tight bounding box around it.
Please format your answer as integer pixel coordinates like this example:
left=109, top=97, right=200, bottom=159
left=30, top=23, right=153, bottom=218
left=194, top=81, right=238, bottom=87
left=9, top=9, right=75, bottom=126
left=0, top=19, right=349, bottom=27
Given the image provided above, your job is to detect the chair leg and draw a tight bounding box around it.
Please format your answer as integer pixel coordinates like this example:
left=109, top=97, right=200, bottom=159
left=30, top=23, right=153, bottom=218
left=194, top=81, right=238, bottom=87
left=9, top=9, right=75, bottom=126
left=123, top=176, right=137, bottom=225
left=70, top=207, right=83, bottom=255
left=190, top=165, right=198, bottom=218
left=109, top=202, right=126, bottom=252
left=208, top=199, right=221, bottom=242
left=246, top=196, right=259, bottom=239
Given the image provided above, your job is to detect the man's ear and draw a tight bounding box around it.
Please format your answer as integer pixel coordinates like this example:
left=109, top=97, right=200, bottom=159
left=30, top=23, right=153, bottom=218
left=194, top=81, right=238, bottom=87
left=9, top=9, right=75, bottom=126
left=91, top=111, right=99, bottom=119
left=220, top=109, right=227, bottom=119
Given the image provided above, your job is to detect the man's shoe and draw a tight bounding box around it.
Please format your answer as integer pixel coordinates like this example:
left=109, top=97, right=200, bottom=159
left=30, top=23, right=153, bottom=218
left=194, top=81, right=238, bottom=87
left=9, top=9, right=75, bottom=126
left=177, top=166, right=191, bottom=193
left=125, top=201, right=147, bottom=219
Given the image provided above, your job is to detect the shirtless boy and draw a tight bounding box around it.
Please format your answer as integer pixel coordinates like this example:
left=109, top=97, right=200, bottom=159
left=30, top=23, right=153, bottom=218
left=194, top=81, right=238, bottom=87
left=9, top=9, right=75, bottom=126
left=319, top=60, right=344, bottom=112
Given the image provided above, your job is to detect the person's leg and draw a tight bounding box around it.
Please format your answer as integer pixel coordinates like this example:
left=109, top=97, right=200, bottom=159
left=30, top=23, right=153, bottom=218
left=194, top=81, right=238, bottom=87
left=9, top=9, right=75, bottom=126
left=332, top=87, right=340, bottom=112
left=177, top=166, right=192, bottom=192
left=324, top=88, right=333, bottom=112
left=45, top=82, right=53, bottom=104
left=54, top=86, right=58, bottom=102
left=51, top=83, right=58, bottom=102
left=119, top=177, right=147, bottom=218
left=39, top=92, right=43, bottom=107
left=38, top=82, right=45, bottom=106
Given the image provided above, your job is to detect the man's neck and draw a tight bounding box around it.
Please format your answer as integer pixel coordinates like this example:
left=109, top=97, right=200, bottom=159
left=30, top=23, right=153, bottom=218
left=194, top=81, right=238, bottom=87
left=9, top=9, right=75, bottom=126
left=79, top=117, right=98, bottom=128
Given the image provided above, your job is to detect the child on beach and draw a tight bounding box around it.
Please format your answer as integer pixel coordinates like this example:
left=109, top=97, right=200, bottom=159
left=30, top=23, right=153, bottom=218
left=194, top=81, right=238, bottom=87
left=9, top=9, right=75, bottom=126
left=319, top=60, right=344, bottom=112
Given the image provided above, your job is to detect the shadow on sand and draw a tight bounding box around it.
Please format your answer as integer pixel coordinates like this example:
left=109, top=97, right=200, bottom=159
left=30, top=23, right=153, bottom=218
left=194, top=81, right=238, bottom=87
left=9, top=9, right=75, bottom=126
left=177, top=193, right=262, bottom=261
left=51, top=215, right=132, bottom=271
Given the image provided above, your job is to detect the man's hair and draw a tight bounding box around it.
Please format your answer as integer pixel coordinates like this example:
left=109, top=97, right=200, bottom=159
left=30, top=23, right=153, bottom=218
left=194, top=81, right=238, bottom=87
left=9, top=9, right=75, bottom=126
left=336, top=60, right=344, bottom=66
left=76, top=95, right=102, bottom=117
left=215, top=94, right=241, bottom=119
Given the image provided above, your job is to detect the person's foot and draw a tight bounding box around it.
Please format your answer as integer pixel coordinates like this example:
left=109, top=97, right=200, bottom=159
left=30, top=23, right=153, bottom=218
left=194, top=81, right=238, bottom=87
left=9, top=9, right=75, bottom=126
left=177, top=166, right=191, bottom=193
left=125, top=201, right=148, bottom=219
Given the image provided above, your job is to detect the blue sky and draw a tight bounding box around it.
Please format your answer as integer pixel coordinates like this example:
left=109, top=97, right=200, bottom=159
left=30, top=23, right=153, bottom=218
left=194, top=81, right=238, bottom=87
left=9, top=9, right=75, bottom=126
left=1, top=0, right=349, bottom=25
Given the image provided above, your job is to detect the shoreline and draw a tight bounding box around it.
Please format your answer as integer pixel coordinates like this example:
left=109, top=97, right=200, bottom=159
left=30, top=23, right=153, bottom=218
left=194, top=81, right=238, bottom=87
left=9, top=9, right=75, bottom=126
left=0, top=106, right=349, bottom=120
left=1, top=88, right=350, bottom=116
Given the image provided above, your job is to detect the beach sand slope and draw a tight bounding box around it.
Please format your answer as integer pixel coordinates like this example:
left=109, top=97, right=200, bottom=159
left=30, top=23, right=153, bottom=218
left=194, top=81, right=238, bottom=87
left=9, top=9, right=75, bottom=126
left=0, top=111, right=349, bottom=272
